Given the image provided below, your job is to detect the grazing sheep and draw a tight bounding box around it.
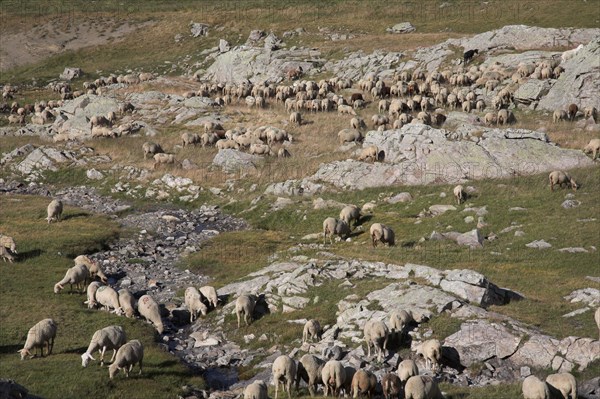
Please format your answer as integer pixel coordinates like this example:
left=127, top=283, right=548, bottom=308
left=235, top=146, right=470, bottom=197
left=303, top=319, right=322, bottom=343
left=338, top=104, right=357, bottom=116
left=278, top=148, right=292, bottom=158
left=90, top=115, right=111, bottom=130
left=522, top=375, right=550, bottom=399
left=81, top=325, right=127, bottom=367
left=561, top=44, right=584, bottom=63
left=199, top=285, right=218, bottom=309
left=321, top=360, right=346, bottom=397
left=272, top=355, right=297, bottom=399
left=338, top=128, right=363, bottom=144
left=351, top=117, right=367, bottom=131
left=47, top=199, right=63, bottom=224
left=7, top=114, right=25, bottom=124
left=463, top=49, right=478, bottom=64
left=296, top=354, right=325, bottom=397
left=86, top=281, right=103, bottom=309
left=18, top=318, right=57, bottom=360
left=583, top=138, right=600, bottom=159
left=290, top=111, right=302, bottom=126
left=244, top=380, right=268, bottom=399
left=339, top=205, right=361, bottom=228
left=153, top=153, right=177, bottom=169
left=363, top=320, right=389, bottom=362
left=322, top=217, right=351, bottom=244
left=118, top=289, right=136, bottom=318
left=595, top=307, right=600, bottom=339
left=108, top=339, right=144, bottom=379
left=201, top=132, right=220, bottom=147
left=553, top=109, right=568, bottom=123
left=545, top=373, right=577, bottom=399
left=0, top=232, right=17, bottom=253
left=54, top=264, right=89, bottom=294
left=404, top=375, right=444, bottom=399
left=382, top=373, right=402, bottom=399
left=453, top=185, right=466, bottom=204
left=389, top=310, right=413, bottom=340
left=95, top=285, right=124, bottom=315
left=415, top=339, right=442, bottom=371
left=397, top=359, right=419, bottom=384
left=236, top=294, right=257, bottom=328
left=357, top=146, right=381, bottom=163
left=549, top=170, right=578, bottom=191
left=351, top=369, right=377, bottom=399
left=182, top=132, right=201, bottom=147
left=497, top=109, right=513, bottom=125
left=185, top=287, right=208, bottom=323
left=371, top=114, right=389, bottom=128
left=567, top=103, right=578, bottom=122
left=0, top=246, right=15, bottom=263
left=137, top=294, right=164, bottom=334
left=583, top=106, right=597, bottom=122
left=370, top=223, right=395, bottom=247
left=249, top=143, right=274, bottom=156
left=142, top=142, right=163, bottom=159
left=74, top=255, right=107, bottom=283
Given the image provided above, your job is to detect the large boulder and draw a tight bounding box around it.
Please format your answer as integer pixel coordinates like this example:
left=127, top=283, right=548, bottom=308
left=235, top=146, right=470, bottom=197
left=212, top=149, right=262, bottom=173
left=53, top=94, right=120, bottom=138
left=59, top=67, right=82, bottom=80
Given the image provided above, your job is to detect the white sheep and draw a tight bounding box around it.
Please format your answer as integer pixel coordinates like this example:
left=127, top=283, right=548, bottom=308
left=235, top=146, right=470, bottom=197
left=595, top=307, right=600, bottom=339
left=296, top=354, right=325, bottom=397
left=118, top=289, right=136, bottom=318
left=74, top=255, right=107, bottom=283
left=272, top=355, right=297, bottom=399
left=0, top=246, right=15, bottom=263
left=321, top=360, right=346, bottom=397
left=108, top=339, right=144, bottom=379
left=236, top=294, right=257, bottom=328
left=338, top=104, right=357, bottom=116
left=453, top=185, right=466, bottom=205
left=85, top=281, right=103, bottom=308
left=583, top=106, right=598, bottom=122
left=389, top=310, right=413, bottom=340
left=322, top=217, right=351, bottom=244
left=549, top=170, right=578, bottom=191
left=249, top=143, right=274, bottom=156
left=302, top=319, right=322, bottom=343
left=357, top=146, right=381, bottom=163
left=404, top=375, right=444, bottom=399
left=181, top=132, right=201, bottom=147
left=185, top=286, right=208, bottom=323
left=338, top=128, right=363, bottom=144
left=415, top=339, right=442, bottom=372
left=244, top=380, right=268, bottom=399
left=81, top=325, right=127, bottom=367
left=561, top=44, right=584, bottom=63
left=0, top=234, right=17, bottom=254
left=370, top=223, right=395, bottom=247
left=382, top=373, right=402, bottom=399
left=153, top=153, right=177, bottom=169
left=350, top=369, right=377, bottom=398
left=351, top=117, right=367, bottom=131
left=553, top=109, right=568, bottom=123
left=54, top=264, right=89, bottom=293
left=95, top=285, right=124, bottom=315
left=339, top=205, right=361, bottom=228
left=290, top=111, right=302, bottom=126
left=583, top=138, right=600, bottom=160
left=545, top=373, right=577, bottom=399
left=397, top=359, right=419, bottom=384
left=18, top=318, right=57, bottom=360
left=137, top=294, right=164, bottom=334
left=142, top=142, right=163, bottom=159
left=363, top=319, right=389, bottom=362
left=47, top=199, right=63, bottom=224
left=522, top=375, right=550, bottom=399
left=199, top=285, right=218, bottom=309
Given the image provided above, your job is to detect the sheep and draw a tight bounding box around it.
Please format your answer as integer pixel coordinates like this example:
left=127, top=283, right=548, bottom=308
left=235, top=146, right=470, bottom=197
left=561, top=44, right=584, bottom=63
left=290, top=111, right=302, bottom=126
left=272, top=355, right=297, bottom=399
left=397, top=359, right=419, bottom=384
left=363, top=319, right=389, bottom=362
left=86, top=281, right=103, bottom=308
left=370, top=223, right=395, bottom=247
left=404, top=375, right=444, bottom=399
left=322, top=217, right=351, bottom=244
left=296, top=354, right=325, bottom=397
left=350, top=369, right=377, bottom=399
left=339, top=205, right=361, bottom=229
left=249, top=143, right=274, bottom=156
left=389, top=310, right=413, bottom=341
left=343, top=366, right=357, bottom=397
left=338, top=129, right=363, bottom=144
left=74, top=255, right=107, bottom=283
left=302, top=319, right=322, bottom=343
left=137, top=294, right=164, bottom=334
left=553, top=109, right=567, bottom=123
left=522, top=375, right=550, bottom=399
left=567, top=103, right=578, bottom=122
left=153, top=153, right=177, bottom=169
left=415, top=339, right=442, bottom=371
left=357, top=146, right=380, bottom=163
left=47, top=199, right=63, bottom=224
left=583, top=106, right=597, bottom=122
left=90, top=115, right=111, bottom=130
left=185, top=286, right=208, bottom=323
left=118, top=289, right=136, bottom=318
left=545, top=373, right=577, bottom=399
left=182, top=132, right=201, bottom=147
left=1, top=234, right=17, bottom=255
left=321, top=360, right=346, bottom=397
left=351, top=116, right=367, bottom=130
left=244, top=380, right=268, bottom=399
left=81, top=325, right=127, bottom=367
left=199, top=285, right=218, bottom=309
left=201, top=132, right=220, bottom=147
left=54, top=264, right=89, bottom=294
left=497, top=109, right=513, bottom=125
left=0, top=246, right=15, bottom=263
left=7, top=114, right=25, bottom=124
left=596, top=307, right=600, bottom=339
left=95, top=285, right=124, bottom=315
left=382, top=373, right=402, bottom=399
left=142, top=142, right=163, bottom=159
left=549, top=170, right=578, bottom=191
left=338, top=104, right=357, bottom=116
left=18, top=318, right=57, bottom=360
left=371, top=114, right=389, bottom=128
left=108, top=339, right=144, bottom=379
left=583, top=138, right=600, bottom=160
left=453, top=185, right=466, bottom=204
left=278, top=148, right=292, bottom=158
left=236, top=293, right=257, bottom=328
left=463, top=49, right=478, bottom=64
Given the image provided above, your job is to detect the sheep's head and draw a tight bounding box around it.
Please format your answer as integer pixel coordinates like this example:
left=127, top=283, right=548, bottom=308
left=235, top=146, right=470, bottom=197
left=570, top=179, right=579, bottom=191
left=81, top=352, right=95, bottom=367
left=18, top=348, right=31, bottom=360
left=108, top=363, right=119, bottom=379
left=54, top=283, right=63, bottom=294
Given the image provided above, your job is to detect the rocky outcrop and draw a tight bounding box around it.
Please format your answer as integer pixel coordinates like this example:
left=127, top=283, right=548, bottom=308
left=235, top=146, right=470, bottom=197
left=53, top=94, right=120, bottom=138
left=213, top=149, right=262, bottom=173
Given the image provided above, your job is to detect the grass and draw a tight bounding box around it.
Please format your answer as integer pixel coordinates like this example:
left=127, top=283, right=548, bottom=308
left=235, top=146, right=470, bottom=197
left=0, top=195, right=204, bottom=399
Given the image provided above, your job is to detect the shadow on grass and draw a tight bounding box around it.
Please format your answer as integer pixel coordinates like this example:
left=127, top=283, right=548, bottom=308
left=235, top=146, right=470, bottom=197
left=16, top=248, right=43, bottom=261
left=0, top=344, right=23, bottom=355
left=62, top=212, right=91, bottom=221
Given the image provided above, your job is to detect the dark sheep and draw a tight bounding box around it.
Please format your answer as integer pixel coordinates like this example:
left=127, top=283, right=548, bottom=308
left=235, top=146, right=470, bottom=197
left=568, top=103, right=578, bottom=122
left=463, top=49, right=479, bottom=64
left=350, top=93, right=363, bottom=103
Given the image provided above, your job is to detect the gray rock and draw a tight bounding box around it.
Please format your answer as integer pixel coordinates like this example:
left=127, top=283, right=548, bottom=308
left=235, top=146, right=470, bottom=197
left=190, top=22, right=209, bottom=37
left=387, top=192, right=413, bottom=204
left=183, top=96, right=215, bottom=109
left=578, top=377, right=600, bottom=399
left=219, top=39, right=230, bottom=53
left=59, top=67, right=82, bottom=80
left=561, top=199, right=581, bottom=209
left=513, top=79, right=551, bottom=106
left=386, top=22, right=416, bottom=34
left=54, top=94, right=120, bottom=138
left=558, top=247, right=588, bottom=253
left=429, top=204, right=457, bottom=215
left=86, top=168, right=104, bottom=180
left=456, top=229, right=484, bottom=249
left=247, top=29, right=265, bottom=44
left=264, top=179, right=324, bottom=197
left=212, top=149, right=262, bottom=173
left=525, top=240, right=552, bottom=249
left=564, top=288, right=600, bottom=307
left=14, top=147, right=78, bottom=175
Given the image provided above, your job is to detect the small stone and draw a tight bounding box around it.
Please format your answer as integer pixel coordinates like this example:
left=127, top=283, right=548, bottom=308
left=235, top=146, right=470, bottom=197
left=526, top=240, right=552, bottom=249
